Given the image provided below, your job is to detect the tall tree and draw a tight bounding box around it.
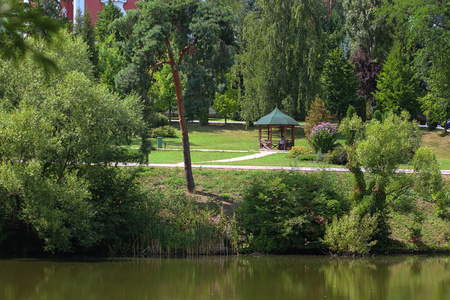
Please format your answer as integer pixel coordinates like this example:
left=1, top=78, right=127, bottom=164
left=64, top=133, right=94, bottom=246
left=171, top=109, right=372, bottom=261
left=95, top=0, right=123, bottom=43
left=380, top=0, right=450, bottom=127
left=351, top=48, right=380, bottom=118
left=321, top=48, right=359, bottom=122
left=343, top=0, right=392, bottom=62
left=74, top=9, right=99, bottom=76
left=112, top=0, right=235, bottom=193
left=239, top=0, right=325, bottom=122
left=0, top=31, right=141, bottom=253
left=374, top=42, right=422, bottom=117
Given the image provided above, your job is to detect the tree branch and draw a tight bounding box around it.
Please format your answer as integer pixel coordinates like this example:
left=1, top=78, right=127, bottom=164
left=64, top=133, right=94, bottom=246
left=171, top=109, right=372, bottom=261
left=150, top=60, right=171, bottom=81
left=179, top=45, right=191, bottom=65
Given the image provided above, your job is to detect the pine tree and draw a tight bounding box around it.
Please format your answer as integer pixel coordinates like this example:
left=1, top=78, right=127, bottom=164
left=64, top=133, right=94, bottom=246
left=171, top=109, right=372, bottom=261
left=95, top=0, right=123, bottom=43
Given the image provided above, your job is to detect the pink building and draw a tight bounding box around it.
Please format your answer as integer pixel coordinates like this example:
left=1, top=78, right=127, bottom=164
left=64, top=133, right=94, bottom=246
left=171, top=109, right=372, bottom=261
left=60, top=0, right=139, bottom=25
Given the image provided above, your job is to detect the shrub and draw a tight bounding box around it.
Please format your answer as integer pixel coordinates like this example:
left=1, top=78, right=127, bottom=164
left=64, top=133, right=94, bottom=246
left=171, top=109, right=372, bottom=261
left=150, top=125, right=177, bottom=138
left=373, top=110, right=383, bottom=122
left=288, top=146, right=314, bottom=158
left=347, top=105, right=356, bottom=118
left=339, top=114, right=365, bottom=146
left=149, top=112, right=169, bottom=128
left=309, top=122, right=338, bottom=153
left=304, top=96, right=333, bottom=137
left=325, top=145, right=348, bottom=165
left=238, top=172, right=347, bottom=253
left=390, top=189, right=417, bottom=214
left=321, top=208, right=378, bottom=255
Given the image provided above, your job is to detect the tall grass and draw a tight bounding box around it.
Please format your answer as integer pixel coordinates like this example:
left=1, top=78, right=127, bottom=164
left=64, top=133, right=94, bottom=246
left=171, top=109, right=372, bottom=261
left=139, top=190, right=239, bottom=256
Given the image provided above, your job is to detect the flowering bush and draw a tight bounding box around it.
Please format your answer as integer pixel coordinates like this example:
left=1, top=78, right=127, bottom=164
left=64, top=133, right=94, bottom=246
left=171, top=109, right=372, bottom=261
left=309, top=122, right=338, bottom=153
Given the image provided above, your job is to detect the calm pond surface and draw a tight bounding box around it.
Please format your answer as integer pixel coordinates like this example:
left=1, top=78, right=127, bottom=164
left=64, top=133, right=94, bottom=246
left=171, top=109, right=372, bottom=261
left=1, top=255, right=449, bottom=300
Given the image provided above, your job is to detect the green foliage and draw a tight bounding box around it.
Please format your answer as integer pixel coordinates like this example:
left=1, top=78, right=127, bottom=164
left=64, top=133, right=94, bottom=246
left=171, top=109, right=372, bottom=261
left=304, top=96, right=333, bottom=138
left=374, top=43, right=421, bottom=117
left=74, top=9, right=99, bottom=76
left=81, top=167, right=157, bottom=255
left=148, top=112, right=169, bottom=129
left=356, top=111, right=420, bottom=177
left=239, top=0, right=325, bottom=122
left=373, top=109, right=383, bottom=121
left=347, top=105, right=356, bottom=118
left=213, top=88, right=240, bottom=124
left=309, top=122, right=339, bottom=153
left=322, top=208, right=378, bottom=255
left=97, top=34, right=126, bottom=92
left=390, top=190, right=417, bottom=214
left=339, top=113, right=365, bottom=146
left=433, top=190, right=450, bottom=220
left=151, top=64, right=177, bottom=120
left=412, top=147, right=443, bottom=199
left=141, top=190, right=238, bottom=256
left=381, top=0, right=450, bottom=125
left=95, top=0, right=123, bottom=42
left=0, top=32, right=142, bottom=254
left=288, top=146, right=314, bottom=158
left=150, top=125, right=177, bottom=138
left=0, top=0, right=62, bottom=69
left=180, top=2, right=236, bottom=124
left=238, top=172, right=348, bottom=252
left=344, top=0, right=391, bottom=61
left=325, top=146, right=348, bottom=165
left=321, top=48, right=359, bottom=121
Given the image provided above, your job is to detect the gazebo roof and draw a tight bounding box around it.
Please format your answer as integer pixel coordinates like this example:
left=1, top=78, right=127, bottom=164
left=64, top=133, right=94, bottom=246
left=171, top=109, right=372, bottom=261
left=255, top=108, right=299, bottom=126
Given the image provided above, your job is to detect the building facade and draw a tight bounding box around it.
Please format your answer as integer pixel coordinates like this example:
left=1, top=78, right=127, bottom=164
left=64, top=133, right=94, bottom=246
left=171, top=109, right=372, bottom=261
left=60, top=0, right=138, bottom=24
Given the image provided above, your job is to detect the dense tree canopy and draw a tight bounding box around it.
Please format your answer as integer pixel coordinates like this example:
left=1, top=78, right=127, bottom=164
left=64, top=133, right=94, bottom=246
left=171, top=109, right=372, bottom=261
left=0, top=31, right=142, bottom=253
left=111, top=0, right=235, bottom=192
left=239, top=0, right=325, bottom=122
left=381, top=0, right=450, bottom=125
left=321, top=48, right=359, bottom=121
left=374, top=42, right=422, bottom=117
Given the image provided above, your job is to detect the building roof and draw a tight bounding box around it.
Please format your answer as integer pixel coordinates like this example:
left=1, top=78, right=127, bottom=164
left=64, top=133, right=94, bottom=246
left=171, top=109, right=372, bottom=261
left=255, top=108, right=299, bottom=126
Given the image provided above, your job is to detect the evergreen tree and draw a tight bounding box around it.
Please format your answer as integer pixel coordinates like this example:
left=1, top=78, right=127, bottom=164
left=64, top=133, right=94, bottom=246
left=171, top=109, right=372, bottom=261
left=374, top=43, right=421, bottom=117
left=321, top=48, right=359, bottom=122
left=74, top=9, right=99, bottom=76
left=304, top=96, right=333, bottom=138
left=380, top=0, right=450, bottom=126
left=112, top=0, right=235, bottom=193
left=95, top=0, right=123, bottom=43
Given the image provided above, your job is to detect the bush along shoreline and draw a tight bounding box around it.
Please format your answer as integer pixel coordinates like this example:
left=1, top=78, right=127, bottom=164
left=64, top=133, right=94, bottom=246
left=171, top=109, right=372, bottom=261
left=0, top=166, right=448, bottom=258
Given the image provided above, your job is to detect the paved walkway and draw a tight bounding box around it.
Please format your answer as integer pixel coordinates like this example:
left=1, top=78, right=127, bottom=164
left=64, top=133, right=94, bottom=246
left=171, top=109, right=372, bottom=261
left=200, top=150, right=277, bottom=163
left=115, top=149, right=450, bottom=175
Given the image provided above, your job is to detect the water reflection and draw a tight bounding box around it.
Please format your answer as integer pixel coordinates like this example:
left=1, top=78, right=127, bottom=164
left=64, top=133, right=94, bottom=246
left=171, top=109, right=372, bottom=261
left=0, top=256, right=448, bottom=300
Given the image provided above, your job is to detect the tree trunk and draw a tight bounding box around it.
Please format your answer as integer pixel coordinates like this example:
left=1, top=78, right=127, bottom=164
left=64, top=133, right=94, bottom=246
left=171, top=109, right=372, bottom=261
left=165, top=37, right=195, bottom=193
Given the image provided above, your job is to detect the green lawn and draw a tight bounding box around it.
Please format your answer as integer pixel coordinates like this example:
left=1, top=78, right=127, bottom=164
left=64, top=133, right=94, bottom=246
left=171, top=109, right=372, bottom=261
left=126, top=122, right=450, bottom=170
left=146, top=150, right=255, bottom=164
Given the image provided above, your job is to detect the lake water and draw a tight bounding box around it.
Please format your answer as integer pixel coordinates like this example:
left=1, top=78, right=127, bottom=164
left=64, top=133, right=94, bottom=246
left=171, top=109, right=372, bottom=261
left=1, top=255, right=449, bottom=300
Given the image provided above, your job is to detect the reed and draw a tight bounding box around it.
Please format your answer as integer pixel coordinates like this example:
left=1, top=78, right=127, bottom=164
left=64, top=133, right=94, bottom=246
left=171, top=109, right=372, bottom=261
left=139, top=194, right=239, bottom=256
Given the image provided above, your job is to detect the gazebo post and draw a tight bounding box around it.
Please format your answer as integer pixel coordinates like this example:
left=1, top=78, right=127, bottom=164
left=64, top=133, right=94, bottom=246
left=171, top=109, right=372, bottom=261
left=291, top=126, right=295, bottom=147
left=258, top=126, right=262, bottom=149
left=269, top=126, right=273, bottom=148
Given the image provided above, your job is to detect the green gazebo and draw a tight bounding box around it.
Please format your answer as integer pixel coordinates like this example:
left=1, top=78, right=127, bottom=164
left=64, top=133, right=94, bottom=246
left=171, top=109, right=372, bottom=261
left=255, top=108, right=299, bottom=150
